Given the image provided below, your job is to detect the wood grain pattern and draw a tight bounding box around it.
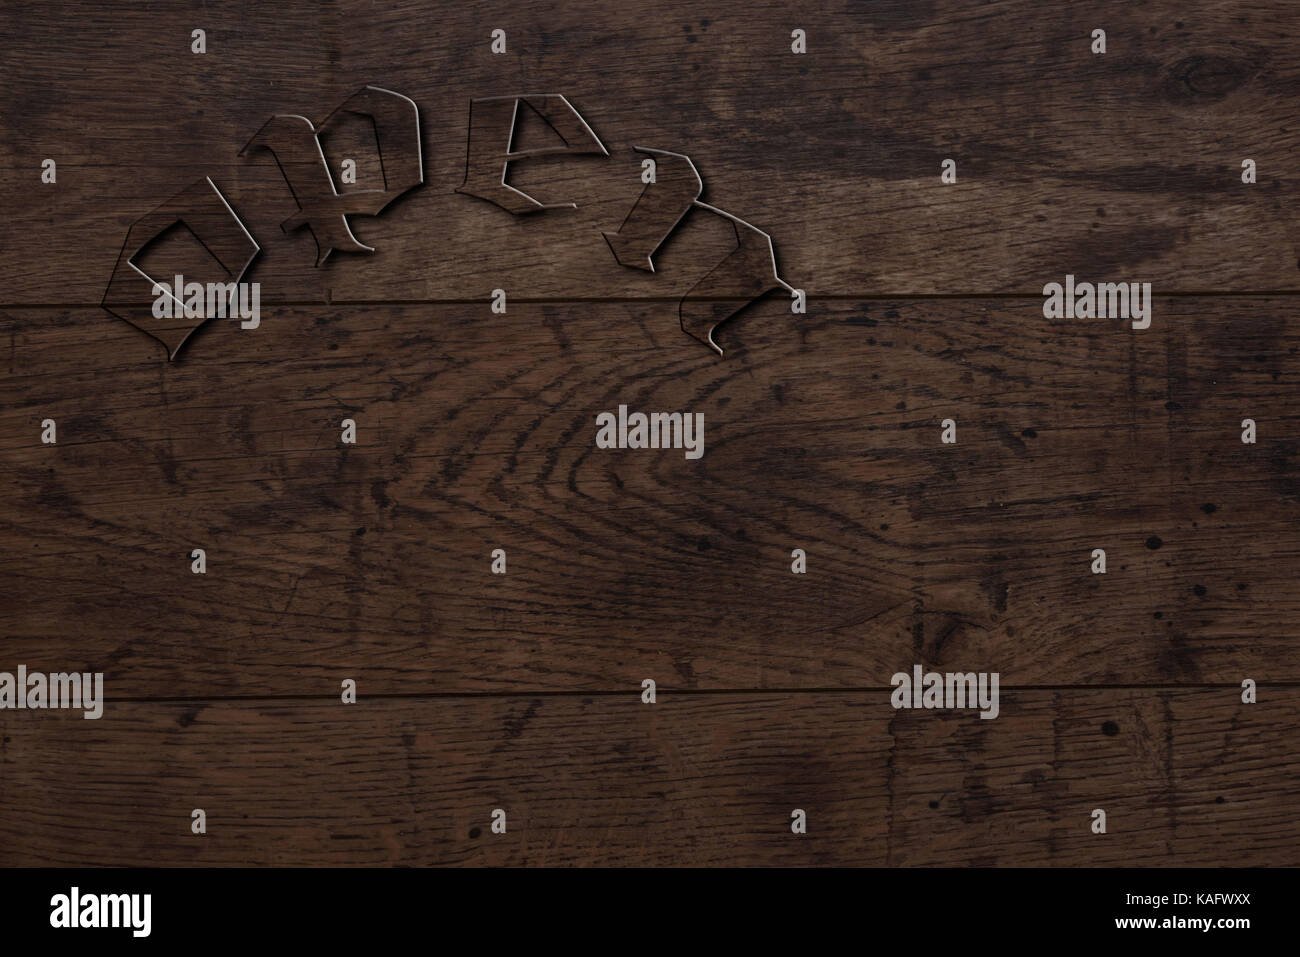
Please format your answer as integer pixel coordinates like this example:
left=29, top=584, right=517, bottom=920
left=0, top=690, right=1292, bottom=866
left=1, top=0, right=1297, bottom=867
left=3, top=0, right=1300, bottom=303
left=3, top=298, right=1298, bottom=695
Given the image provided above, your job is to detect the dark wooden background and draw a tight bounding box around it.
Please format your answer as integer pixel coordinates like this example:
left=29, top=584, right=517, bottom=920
left=1, top=0, right=1297, bottom=865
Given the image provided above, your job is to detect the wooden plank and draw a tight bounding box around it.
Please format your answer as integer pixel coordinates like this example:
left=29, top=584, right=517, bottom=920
left=0, top=689, right=1291, bottom=866
left=1, top=0, right=1295, bottom=876
left=3, top=1, right=1300, bottom=302
left=3, top=297, right=1298, bottom=695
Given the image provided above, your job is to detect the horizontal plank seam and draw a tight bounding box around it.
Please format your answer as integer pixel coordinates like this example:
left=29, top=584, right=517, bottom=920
left=17, top=290, right=1300, bottom=309
left=84, top=683, right=1300, bottom=705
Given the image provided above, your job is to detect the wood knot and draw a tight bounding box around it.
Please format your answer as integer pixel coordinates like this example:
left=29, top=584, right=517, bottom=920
left=1164, top=54, right=1253, bottom=102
